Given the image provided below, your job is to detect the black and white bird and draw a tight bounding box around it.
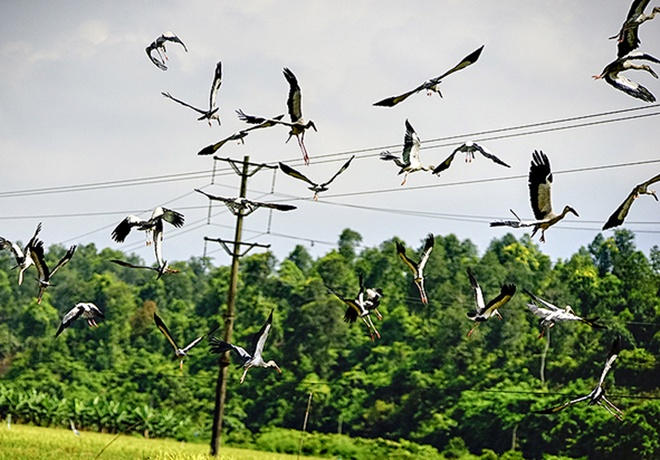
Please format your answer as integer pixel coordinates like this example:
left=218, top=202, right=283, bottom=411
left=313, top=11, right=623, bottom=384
left=433, top=142, right=510, bottom=175
left=197, top=112, right=285, bottom=156
left=327, top=275, right=381, bottom=341
left=610, top=0, right=660, bottom=58
left=154, top=312, right=206, bottom=370
left=593, top=52, right=660, bottom=102
left=29, top=239, right=77, bottom=304
left=210, top=310, right=281, bottom=384
left=359, top=273, right=384, bottom=321
left=535, top=336, right=624, bottom=420
left=162, top=61, right=222, bottom=126
left=110, top=259, right=179, bottom=279
left=278, top=155, right=355, bottom=200
left=0, top=222, right=42, bottom=285
left=380, top=120, right=434, bottom=185
left=396, top=234, right=434, bottom=305
left=55, top=302, right=104, bottom=338
left=524, top=289, right=603, bottom=338
left=490, top=151, right=579, bottom=243
left=603, top=172, right=660, bottom=230
left=466, top=268, right=516, bottom=337
left=373, top=45, right=484, bottom=107
left=145, top=32, right=188, bottom=71
left=195, top=189, right=296, bottom=216
left=111, top=207, right=184, bottom=244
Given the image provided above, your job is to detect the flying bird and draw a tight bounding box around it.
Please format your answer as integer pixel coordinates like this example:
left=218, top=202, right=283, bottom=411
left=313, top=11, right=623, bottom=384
left=55, top=302, right=104, bottom=338
left=490, top=151, right=579, bottom=242
left=465, top=268, right=516, bottom=337
left=153, top=312, right=206, bottom=370
left=380, top=120, right=434, bottom=185
left=111, top=207, right=184, bottom=244
left=145, top=32, right=188, bottom=71
left=524, top=289, right=603, bottom=338
left=278, top=155, right=355, bottom=200
left=593, top=52, right=660, bottom=102
left=602, top=172, right=660, bottom=230
left=162, top=61, right=223, bottom=126
left=197, top=111, right=285, bottom=156
left=195, top=189, right=296, bottom=215
left=535, top=336, right=624, bottom=420
left=610, top=0, right=660, bottom=58
left=433, top=142, right=510, bottom=175
left=359, top=273, right=384, bottom=320
left=327, top=274, right=381, bottom=341
left=0, top=222, right=42, bottom=285
left=210, top=310, right=281, bottom=384
left=396, top=233, right=434, bottom=305
left=29, top=239, right=77, bottom=304
left=110, top=259, right=179, bottom=279
left=373, top=45, right=484, bottom=107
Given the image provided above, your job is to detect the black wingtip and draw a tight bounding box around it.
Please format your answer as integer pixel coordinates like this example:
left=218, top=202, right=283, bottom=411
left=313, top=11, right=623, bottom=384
left=198, top=144, right=217, bottom=156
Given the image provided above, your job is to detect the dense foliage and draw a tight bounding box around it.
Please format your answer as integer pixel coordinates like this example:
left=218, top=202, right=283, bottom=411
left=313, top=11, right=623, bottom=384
left=0, top=229, right=658, bottom=459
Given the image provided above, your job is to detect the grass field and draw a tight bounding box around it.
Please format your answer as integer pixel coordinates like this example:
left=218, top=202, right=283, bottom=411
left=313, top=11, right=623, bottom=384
left=0, top=423, right=326, bottom=460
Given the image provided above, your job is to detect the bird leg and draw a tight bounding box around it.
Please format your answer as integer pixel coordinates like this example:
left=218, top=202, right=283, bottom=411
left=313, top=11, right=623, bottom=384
left=179, top=360, right=184, bottom=371
left=540, top=230, right=546, bottom=243
left=239, top=366, right=251, bottom=384
left=297, top=135, right=310, bottom=165
left=495, top=310, right=503, bottom=320
left=602, top=396, right=624, bottom=416
left=598, top=400, right=623, bottom=421
left=467, top=323, right=479, bottom=337
left=401, top=172, right=409, bottom=186
left=363, top=315, right=380, bottom=340
left=313, top=192, right=319, bottom=201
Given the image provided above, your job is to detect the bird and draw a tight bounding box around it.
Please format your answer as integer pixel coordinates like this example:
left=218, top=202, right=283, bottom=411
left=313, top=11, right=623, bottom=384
left=69, top=420, right=80, bottom=437
left=396, top=233, right=434, bottom=305
left=0, top=222, right=42, bottom=285
left=523, top=289, right=603, bottom=338
left=197, top=112, right=285, bottom=156
left=359, top=273, right=384, bottom=321
left=380, top=120, right=434, bottom=185
left=162, top=61, right=222, bottom=126
left=153, top=312, right=206, bottom=370
left=278, top=155, right=355, bottom=200
left=609, top=0, right=660, bottom=58
left=593, top=52, right=660, bottom=102
left=433, top=142, right=510, bottom=175
left=489, top=151, right=579, bottom=243
left=111, top=207, right=184, bottom=244
left=327, top=275, right=381, bottom=341
left=145, top=32, right=188, bottom=71
left=29, top=239, right=77, bottom=304
left=210, top=309, right=281, bottom=384
left=602, top=172, right=660, bottom=230
left=373, top=45, right=484, bottom=107
left=194, top=189, right=297, bottom=216
left=535, top=336, right=624, bottom=420
left=55, top=302, right=104, bottom=338
left=465, top=268, right=516, bottom=337
left=110, top=259, right=179, bottom=279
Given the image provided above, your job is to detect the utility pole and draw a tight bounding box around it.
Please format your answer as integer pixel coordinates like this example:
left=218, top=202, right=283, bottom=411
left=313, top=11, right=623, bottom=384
left=208, top=155, right=278, bottom=456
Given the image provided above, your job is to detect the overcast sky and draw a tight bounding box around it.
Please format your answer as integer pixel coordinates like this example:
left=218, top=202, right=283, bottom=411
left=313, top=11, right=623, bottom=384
left=1, top=1, right=659, bottom=267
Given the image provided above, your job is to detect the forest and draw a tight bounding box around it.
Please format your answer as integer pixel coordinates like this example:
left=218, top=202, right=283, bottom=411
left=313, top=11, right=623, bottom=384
left=0, top=228, right=658, bottom=459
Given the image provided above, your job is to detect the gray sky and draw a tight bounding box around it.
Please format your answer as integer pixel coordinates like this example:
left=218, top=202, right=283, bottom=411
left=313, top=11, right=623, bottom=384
left=1, top=1, right=659, bottom=266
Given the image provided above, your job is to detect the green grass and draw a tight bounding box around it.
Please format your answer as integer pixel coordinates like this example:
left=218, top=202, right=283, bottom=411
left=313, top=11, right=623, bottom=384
left=0, top=423, right=326, bottom=460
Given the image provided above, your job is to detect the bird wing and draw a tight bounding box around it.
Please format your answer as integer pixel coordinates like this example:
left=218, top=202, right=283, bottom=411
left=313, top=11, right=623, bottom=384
left=49, top=245, right=76, bottom=277
left=279, top=162, right=317, bottom=187
left=209, top=337, right=252, bottom=363
left=209, top=61, right=222, bottom=110
left=604, top=72, right=656, bottom=103
left=161, top=208, right=185, bottom=228
left=522, top=289, right=561, bottom=312
left=86, top=303, right=105, bottom=319
left=29, top=239, right=49, bottom=281
left=432, top=151, right=458, bottom=175
left=110, top=259, right=154, bottom=271
left=466, top=268, right=485, bottom=313
left=161, top=92, right=207, bottom=115
left=598, top=336, right=622, bottom=387
left=145, top=44, right=168, bottom=70
left=0, top=238, right=23, bottom=263
left=194, top=188, right=233, bottom=204
left=427, top=45, right=485, bottom=84
left=529, top=150, right=554, bottom=220
left=242, top=114, right=286, bottom=132
left=373, top=87, right=422, bottom=107
left=343, top=305, right=359, bottom=323
left=396, top=241, right=418, bottom=276
left=473, top=143, right=510, bottom=168
left=534, top=394, right=592, bottom=414
left=55, top=304, right=84, bottom=337
left=321, top=155, right=355, bottom=187
left=402, top=120, right=420, bottom=166
left=197, top=132, right=247, bottom=156
left=616, top=0, right=650, bottom=57
left=153, top=313, right=180, bottom=351
left=417, top=233, right=434, bottom=272
left=111, top=215, right=146, bottom=243
left=163, top=33, right=188, bottom=52
left=483, top=284, right=516, bottom=317
left=247, top=199, right=297, bottom=211
left=526, top=302, right=554, bottom=319
left=251, top=310, right=274, bottom=359
left=602, top=183, right=642, bottom=230
left=181, top=335, right=205, bottom=353
left=283, top=68, right=302, bottom=122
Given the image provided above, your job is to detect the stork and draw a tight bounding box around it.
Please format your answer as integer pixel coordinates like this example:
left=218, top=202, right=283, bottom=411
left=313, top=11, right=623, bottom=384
left=162, top=61, right=222, bottom=126
left=360, top=273, right=384, bottom=320
left=278, top=155, right=355, bottom=200
left=326, top=274, right=381, bottom=341
left=0, top=222, right=42, bottom=285
left=602, top=172, right=660, bottom=230
left=524, top=289, right=604, bottom=338
left=153, top=312, right=207, bottom=370
left=380, top=120, right=434, bottom=185
left=197, top=112, right=285, bottom=156
left=111, top=207, right=184, bottom=245
left=433, top=142, right=510, bottom=175
left=110, top=259, right=179, bottom=279
left=55, top=302, right=104, bottom=337
left=194, top=189, right=296, bottom=216
left=593, top=52, right=660, bottom=102
left=535, top=336, right=624, bottom=420
left=465, top=268, right=516, bottom=337
left=396, top=233, right=434, bottom=304
left=145, top=32, right=188, bottom=71
left=210, top=310, right=281, bottom=384
left=29, top=239, right=77, bottom=304
left=373, top=45, right=484, bottom=107
left=609, top=0, right=660, bottom=58
left=490, top=151, right=579, bottom=242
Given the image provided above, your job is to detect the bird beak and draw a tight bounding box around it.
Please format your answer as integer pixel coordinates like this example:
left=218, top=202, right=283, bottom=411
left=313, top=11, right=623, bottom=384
left=570, top=208, right=579, bottom=217
left=275, top=365, right=282, bottom=374
left=651, top=190, right=658, bottom=201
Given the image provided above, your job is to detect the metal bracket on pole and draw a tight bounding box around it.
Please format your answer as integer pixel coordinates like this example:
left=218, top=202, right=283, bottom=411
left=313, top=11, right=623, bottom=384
left=213, top=156, right=277, bottom=177
left=204, top=237, right=271, bottom=258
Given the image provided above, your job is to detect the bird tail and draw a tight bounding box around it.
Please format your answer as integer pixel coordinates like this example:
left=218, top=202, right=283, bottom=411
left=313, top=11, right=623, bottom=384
left=582, top=317, right=606, bottom=329
left=209, top=337, right=232, bottom=354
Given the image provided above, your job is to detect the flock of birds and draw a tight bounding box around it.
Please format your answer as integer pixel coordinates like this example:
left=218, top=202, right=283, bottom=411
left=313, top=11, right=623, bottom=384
left=1, top=0, right=658, bottom=430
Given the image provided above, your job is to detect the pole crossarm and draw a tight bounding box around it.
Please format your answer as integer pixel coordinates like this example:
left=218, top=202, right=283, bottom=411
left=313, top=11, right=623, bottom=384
left=213, top=156, right=277, bottom=177
left=204, top=236, right=271, bottom=257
